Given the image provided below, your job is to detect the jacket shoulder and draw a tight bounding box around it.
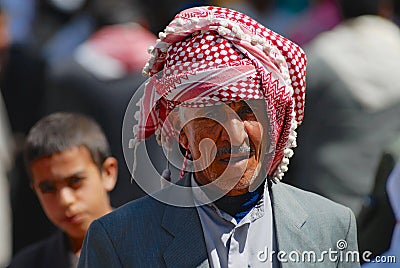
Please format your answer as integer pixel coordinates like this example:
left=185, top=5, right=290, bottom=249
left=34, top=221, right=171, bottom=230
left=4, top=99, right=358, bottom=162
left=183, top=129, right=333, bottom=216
left=98, top=194, right=166, bottom=226
left=91, top=194, right=168, bottom=246
left=277, top=182, right=352, bottom=214
left=272, top=181, right=356, bottom=236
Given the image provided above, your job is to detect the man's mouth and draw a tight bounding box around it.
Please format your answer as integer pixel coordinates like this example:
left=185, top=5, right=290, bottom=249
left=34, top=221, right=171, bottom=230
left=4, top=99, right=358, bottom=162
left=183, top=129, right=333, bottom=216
left=215, top=143, right=256, bottom=165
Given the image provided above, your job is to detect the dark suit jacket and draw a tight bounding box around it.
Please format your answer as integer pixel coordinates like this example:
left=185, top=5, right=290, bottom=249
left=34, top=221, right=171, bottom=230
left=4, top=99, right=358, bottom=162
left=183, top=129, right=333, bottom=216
left=8, top=231, right=74, bottom=268
left=78, top=180, right=360, bottom=267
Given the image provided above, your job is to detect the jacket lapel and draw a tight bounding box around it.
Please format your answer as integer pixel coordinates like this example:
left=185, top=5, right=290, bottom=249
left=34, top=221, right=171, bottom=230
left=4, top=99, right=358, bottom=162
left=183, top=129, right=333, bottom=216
left=161, top=179, right=320, bottom=268
left=161, top=176, right=209, bottom=268
left=270, top=182, right=319, bottom=267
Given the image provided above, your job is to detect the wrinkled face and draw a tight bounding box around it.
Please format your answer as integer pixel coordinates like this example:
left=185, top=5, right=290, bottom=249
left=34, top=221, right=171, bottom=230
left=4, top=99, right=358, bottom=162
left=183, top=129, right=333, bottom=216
left=179, top=100, right=268, bottom=196
left=30, top=146, right=117, bottom=240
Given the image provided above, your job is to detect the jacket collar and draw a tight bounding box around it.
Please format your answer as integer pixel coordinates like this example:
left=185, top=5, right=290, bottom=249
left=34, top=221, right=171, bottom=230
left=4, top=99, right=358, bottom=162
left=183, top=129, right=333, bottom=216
left=270, top=181, right=319, bottom=267
left=161, top=175, right=209, bottom=268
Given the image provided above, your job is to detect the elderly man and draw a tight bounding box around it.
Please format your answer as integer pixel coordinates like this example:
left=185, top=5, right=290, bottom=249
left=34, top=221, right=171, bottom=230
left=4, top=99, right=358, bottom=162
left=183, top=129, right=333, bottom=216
left=78, top=6, right=359, bottom=267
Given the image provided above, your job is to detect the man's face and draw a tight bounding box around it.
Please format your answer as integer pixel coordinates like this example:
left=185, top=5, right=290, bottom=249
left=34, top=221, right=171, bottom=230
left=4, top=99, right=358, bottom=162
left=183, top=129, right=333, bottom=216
left=179, top=100, right=268, bottom=196
left=30, top=146, right=116, bottom=241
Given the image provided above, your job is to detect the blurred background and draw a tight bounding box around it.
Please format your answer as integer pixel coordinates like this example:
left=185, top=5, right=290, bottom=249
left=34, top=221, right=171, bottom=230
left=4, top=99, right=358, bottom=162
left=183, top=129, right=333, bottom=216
left=0, top=0, right=399, bottom=266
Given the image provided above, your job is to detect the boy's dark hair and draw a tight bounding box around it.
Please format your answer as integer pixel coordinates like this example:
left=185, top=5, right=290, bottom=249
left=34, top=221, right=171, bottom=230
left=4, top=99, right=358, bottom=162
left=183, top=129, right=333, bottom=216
left=24, top=112, right=111, bottom=172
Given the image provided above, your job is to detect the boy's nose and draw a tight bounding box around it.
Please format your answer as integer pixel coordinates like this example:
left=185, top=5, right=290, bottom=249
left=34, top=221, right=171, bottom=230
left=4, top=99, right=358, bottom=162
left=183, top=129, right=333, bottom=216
left=58, top=187, right=75, bottom=207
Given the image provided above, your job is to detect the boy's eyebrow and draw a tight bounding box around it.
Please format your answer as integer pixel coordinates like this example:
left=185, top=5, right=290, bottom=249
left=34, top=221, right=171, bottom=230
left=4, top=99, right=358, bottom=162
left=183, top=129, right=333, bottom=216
left=36, top=171, right=86, bottom=186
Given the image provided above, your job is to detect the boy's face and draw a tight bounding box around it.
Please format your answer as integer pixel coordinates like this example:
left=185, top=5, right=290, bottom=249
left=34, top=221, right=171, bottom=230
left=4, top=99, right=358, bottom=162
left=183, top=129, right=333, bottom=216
left=30, top=146, right=117, bottom=240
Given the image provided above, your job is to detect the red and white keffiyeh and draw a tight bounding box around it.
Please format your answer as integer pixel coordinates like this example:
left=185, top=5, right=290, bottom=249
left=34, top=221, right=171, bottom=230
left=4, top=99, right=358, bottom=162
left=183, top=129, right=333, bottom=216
left=133, top=6, right=306, bottom=181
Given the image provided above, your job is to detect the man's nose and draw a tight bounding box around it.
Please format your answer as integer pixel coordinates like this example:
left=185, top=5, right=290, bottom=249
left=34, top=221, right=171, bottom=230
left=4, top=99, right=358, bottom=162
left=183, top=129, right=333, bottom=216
left=58, top=187, right=75, bottom=207
left=221, top=113, right=247, bottom=146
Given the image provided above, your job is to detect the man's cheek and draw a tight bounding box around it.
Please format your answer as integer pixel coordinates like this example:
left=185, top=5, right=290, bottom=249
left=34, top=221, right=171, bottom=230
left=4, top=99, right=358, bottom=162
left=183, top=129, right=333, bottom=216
left=245, top=122, right=263, bottom=147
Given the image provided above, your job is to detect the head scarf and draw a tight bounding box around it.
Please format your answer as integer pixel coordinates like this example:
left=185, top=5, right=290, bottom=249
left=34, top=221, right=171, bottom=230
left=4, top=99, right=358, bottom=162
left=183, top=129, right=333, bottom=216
left=133, top=6, right=306, bottom=182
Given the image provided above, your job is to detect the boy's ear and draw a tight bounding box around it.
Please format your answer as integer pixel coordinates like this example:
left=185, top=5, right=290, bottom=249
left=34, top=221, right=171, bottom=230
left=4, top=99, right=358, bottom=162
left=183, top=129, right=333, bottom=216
left=101, top=157, right=118, bottom=191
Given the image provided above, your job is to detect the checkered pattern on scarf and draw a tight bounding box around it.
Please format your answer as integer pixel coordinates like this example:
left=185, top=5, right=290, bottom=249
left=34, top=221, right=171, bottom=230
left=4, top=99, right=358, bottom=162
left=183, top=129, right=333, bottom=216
left=135, top=6, right=307, bottom=180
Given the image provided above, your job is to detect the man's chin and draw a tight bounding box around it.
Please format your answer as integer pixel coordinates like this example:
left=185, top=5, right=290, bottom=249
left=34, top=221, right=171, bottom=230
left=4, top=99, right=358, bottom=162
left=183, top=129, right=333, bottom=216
left=210, top=176, right=255, bottom=196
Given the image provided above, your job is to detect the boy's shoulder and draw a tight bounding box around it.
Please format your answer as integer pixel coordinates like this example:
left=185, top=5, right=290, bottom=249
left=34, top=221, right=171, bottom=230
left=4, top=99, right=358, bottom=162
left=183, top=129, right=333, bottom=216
left=8, top=231, right=71, bottom=268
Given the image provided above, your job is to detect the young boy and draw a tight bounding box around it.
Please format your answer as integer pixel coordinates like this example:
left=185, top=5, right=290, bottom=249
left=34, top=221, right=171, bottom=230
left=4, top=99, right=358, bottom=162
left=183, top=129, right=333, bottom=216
left=8, top=112, right=118, bottom=268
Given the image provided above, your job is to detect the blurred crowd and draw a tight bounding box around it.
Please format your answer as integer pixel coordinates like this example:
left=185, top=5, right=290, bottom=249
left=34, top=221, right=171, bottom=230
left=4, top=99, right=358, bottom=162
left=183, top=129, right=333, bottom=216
left=0, top=0, right=399, bottom=266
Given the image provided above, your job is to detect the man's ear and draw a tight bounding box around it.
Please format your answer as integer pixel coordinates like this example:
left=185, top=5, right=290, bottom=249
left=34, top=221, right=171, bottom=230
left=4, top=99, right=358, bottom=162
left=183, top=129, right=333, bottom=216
left=101, top=157, right=118, bottom=192
left=169, top=109, right=189, bottom=149
left=179, top=128, right=189, bottom=149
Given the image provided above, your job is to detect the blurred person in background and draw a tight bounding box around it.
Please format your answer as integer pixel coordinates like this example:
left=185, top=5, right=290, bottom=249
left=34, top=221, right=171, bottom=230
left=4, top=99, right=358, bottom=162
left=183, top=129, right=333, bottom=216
left=362, top=159, right=400, bottom=267
left=1, top=0, right=143, bottom=65
left=0, top=0, right=143, bottom=137
left=286, top=0, right=342, bottom=46
left=286, top=0, right=400, bottom=220
left=8, top=112, right=117, bottom=268
left=0, top=5, right=14, bottom=267
left=213, top=0, right=341, bottom=46
left=0, top=94, right=13, bottom=268
left=357, top=134, right=400, bottom=261
left=0, top=0, right=35, bottom=46
left=138, top=0, right=211, bottom=35
left=212, top=0, right=303, bottom=37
